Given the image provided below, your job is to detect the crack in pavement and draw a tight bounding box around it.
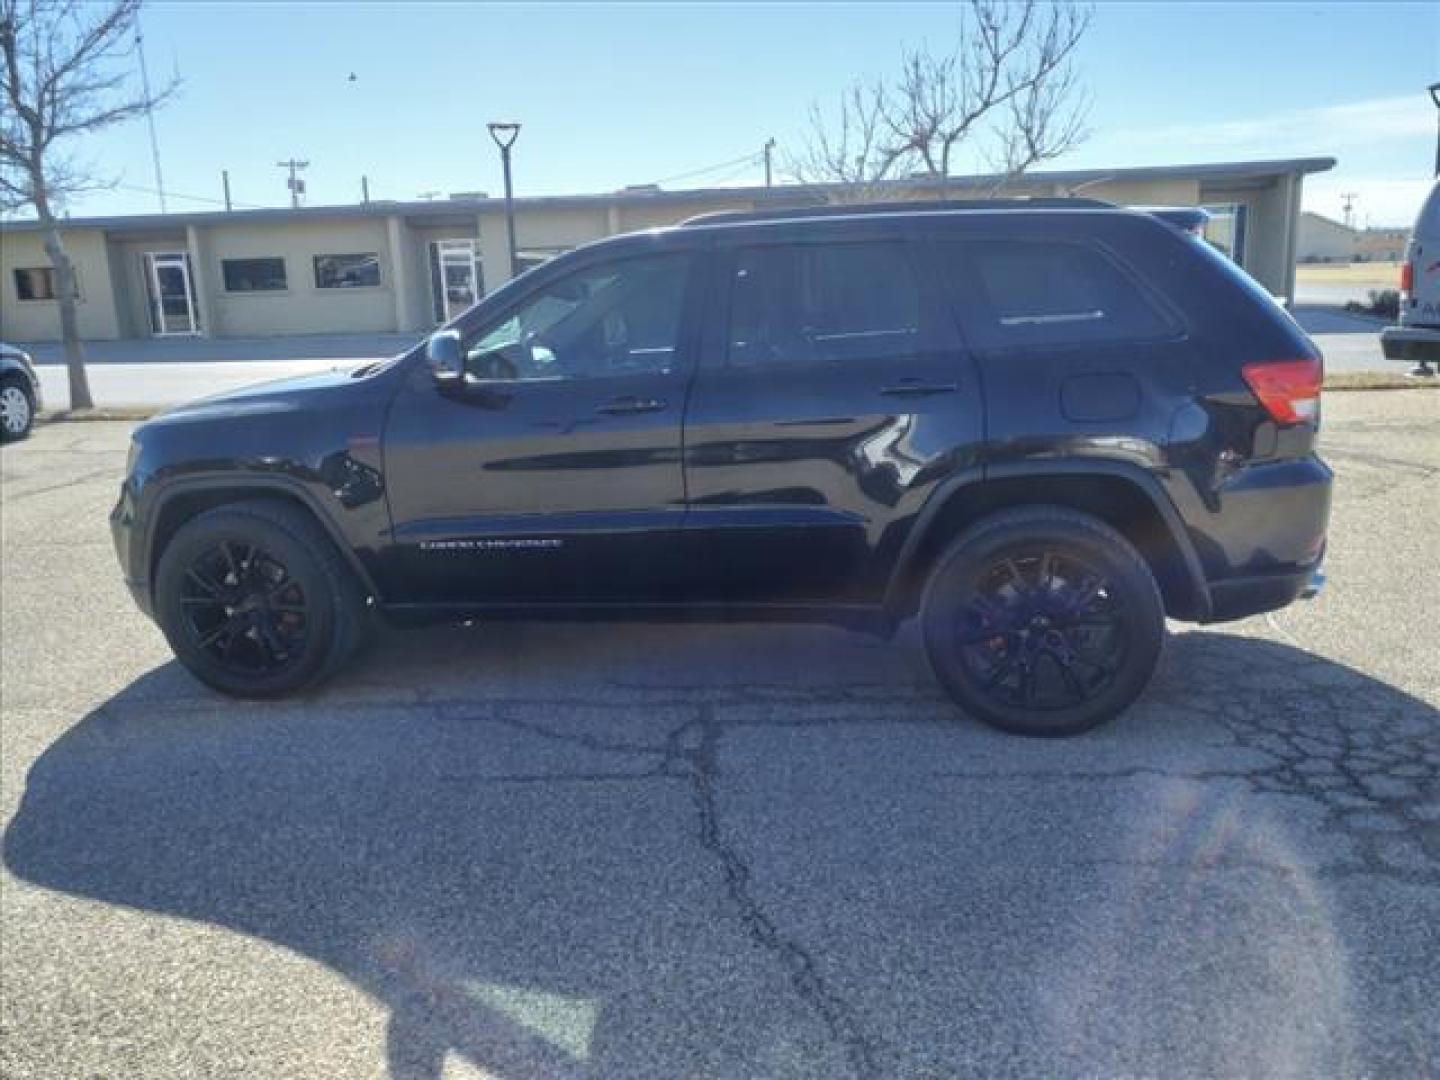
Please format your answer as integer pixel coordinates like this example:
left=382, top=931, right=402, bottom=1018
left=383, top=699, right=886, bottom=1074
left=1149, top=641, right=1440, bottom=887
left=1211, top=696, right=1439, bottom=887
left=0, top=466, right=121, bottom=504
left=687, top=704, right=882, bottom=1079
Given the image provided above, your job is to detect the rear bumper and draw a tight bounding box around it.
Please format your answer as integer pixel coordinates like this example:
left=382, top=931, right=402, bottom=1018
left=1381, top=324, right=1440, bottom=362
left=1188, top=452, right=1331, bottom=624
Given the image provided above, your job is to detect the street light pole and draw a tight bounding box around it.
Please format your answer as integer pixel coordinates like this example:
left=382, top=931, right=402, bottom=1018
left=1430, top=83, right=1440, bottom=177
left=487, top=122, right=522, bottom=279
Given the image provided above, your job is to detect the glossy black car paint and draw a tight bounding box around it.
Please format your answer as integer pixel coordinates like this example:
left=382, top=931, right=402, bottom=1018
left=112, top=207, right=1330, bottom=634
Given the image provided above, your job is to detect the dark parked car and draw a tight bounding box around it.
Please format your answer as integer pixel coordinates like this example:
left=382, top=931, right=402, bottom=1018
left=1, top=343, right=42, bottom=441
left=111, top=200, right=1330, bottom=735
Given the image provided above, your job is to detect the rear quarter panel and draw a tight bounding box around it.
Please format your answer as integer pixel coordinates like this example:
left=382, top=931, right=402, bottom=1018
left=930, top=211, right=1328, bottom=581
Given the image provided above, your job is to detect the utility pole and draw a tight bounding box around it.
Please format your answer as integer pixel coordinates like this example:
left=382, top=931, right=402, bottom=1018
left=1430, top=82, right=1440, bottom=177
left=276, top=158, right=310, bottom=208
left=487, top=122, right=522, bottom=279
left=764, top=138, right=776, bottom=188
left=221, top=170, right=232, bottom=212
left=135, top=24, right=167, bottom=212
left=1340, top=192, right=1358, bottom=230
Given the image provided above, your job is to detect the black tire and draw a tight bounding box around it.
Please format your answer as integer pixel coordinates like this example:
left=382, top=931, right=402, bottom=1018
left=154, top=499, right=367, bottom=698
left=0, top=374, right=35, bottom=441
left=920, top=506, right=1165, bottom=736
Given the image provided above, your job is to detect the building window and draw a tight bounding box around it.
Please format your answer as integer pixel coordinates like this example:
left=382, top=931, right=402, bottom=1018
left=13, top=266, right=77, bottom=301
left=222, top=257, right=288, bottom=292
left=313, top=253, right=381, bottom=289
left=1201, top=203, right=1248, bottom=267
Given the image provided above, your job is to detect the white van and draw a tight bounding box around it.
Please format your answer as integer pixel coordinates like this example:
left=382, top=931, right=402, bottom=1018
left=1381, top=179, right=1440, bottom=375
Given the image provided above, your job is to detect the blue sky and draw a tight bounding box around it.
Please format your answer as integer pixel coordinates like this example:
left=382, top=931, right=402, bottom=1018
left=53, top=1, right=1440, bottom=226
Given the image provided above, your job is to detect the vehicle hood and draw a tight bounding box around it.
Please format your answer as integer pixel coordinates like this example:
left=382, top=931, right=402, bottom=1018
left=148, top=366, right=374, bottom=425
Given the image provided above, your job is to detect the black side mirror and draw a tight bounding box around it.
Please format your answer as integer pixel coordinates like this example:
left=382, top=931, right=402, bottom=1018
left=426, top=330, right=464, bottom=385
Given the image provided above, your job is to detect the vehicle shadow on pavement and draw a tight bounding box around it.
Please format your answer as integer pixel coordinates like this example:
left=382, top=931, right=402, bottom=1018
left=5, top=627, right=1438, bottom=1078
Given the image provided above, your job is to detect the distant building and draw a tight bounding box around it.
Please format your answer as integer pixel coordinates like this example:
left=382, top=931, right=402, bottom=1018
left=1298, top=211, right=1358, bottom=262
left=1, top=156, right=1334, bottom=343
left=1298, top=211, right=1410, bottom=263
left=1355, top=227, right=1408, bottom=263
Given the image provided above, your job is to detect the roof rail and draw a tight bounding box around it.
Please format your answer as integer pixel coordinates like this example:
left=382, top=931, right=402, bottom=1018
left=680, top=196, right=1115, bottom=227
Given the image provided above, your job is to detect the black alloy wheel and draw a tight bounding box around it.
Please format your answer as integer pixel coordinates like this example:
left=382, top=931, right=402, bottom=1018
left=179, top=540, right=310, bottom=677
left=922, top=507, right=1165, bottom=736
left=154, top=500, right=366, bottom=697
left=955, top=549, right=1126, bottom=712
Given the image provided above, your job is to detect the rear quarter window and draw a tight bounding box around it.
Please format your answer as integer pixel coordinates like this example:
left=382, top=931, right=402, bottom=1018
left=938, top=240, right=1178, bottom=350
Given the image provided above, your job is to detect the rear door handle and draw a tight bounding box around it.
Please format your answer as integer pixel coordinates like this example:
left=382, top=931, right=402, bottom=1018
left=879, top=380, right=958, bottom=397
left=597, top=395, right=667, bottom=415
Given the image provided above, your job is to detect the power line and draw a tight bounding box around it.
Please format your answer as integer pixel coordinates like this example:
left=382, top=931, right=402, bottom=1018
left=703, top=160, right=766, bottom=188
left=113, top=182, right=264, bottom=210
left=650, top=150, right=764, bottom=187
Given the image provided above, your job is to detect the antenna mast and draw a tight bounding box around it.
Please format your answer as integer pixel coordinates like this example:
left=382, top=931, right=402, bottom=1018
left=135, top=23, right=166, bottom=212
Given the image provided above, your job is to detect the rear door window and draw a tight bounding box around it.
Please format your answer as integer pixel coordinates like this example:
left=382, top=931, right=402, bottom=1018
left=939, top=240, right=1176, bottom=349
left=727, top=242, right=923, bottom=366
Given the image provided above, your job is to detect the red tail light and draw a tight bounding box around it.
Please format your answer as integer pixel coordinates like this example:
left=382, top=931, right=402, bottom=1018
left=1400, top=260, right=1414, bottom=298
left=1241, top=358, right=1322, bottom=425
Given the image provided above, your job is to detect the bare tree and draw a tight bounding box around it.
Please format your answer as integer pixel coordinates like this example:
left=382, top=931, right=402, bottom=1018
left=785, top=80, right=902, bottom=202
left=1, top=0, right=176, bottom=410
left=794, top=0, right=1091, bottom=199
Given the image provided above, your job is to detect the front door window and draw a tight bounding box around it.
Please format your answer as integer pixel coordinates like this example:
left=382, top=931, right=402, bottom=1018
left=144, top=252, right=198, bottom=336
left=462, top=253, right=691, bottom=381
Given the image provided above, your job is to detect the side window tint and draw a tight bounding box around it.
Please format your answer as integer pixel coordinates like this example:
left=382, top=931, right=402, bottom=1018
left=463, top=253, right=691, bottom=381
left=728, top=242, right=921, bottom=366
left=944, top=241, right=1173, bottom=348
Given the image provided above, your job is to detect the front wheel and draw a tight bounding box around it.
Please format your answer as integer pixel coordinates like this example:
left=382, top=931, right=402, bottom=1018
left=154, top=499, right=367, bottom=698
left=0, top=376, right=35, bottom=441
left=921, top=507, right=1165, bottom=736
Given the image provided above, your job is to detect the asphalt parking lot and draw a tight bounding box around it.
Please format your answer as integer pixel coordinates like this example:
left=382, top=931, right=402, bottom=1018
left=2, top=391, right=1437, bottom=1079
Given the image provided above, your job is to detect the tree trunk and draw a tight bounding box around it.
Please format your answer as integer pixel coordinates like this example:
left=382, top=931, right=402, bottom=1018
left=37, top=219, right=93, bottom=410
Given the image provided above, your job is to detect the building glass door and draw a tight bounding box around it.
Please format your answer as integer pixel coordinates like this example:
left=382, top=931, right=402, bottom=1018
left=144, top=251, right=199, bottom=336
left=429, top=239, right=483, bottom=323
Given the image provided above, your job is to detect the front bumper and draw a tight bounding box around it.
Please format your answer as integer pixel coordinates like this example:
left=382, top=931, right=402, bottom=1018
left=1205, top=559, right=1325, bottom=622
left=1381, top=324, right=1440, bottom=363
left=24, top=366, right=42, bottom=413
left=110, top=480, right=153, bottom=617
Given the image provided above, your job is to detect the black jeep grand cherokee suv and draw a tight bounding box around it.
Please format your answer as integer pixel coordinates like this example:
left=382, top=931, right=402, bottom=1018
left=112, top=200, right=1330, bottom=735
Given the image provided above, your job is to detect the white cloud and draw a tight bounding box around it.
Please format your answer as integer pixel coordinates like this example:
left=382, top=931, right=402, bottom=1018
left=1073, top=94, right=1436, bottom=226
left=1147, top=95, right=1434, bottom=150
left=1081, top=94, right=1434, bottom=167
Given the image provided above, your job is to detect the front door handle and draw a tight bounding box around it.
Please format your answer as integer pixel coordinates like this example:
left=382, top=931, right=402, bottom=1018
left=879, top=379, right=958, bottom=397
left=597, top=395, right=667, bottom=415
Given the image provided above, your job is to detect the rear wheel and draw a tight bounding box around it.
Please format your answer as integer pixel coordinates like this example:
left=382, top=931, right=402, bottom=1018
left=0, top=376, right=35, bottom=441
left=154, top=499, right=367, bottom=697
left=921, top=506, right=1165, bottom=736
